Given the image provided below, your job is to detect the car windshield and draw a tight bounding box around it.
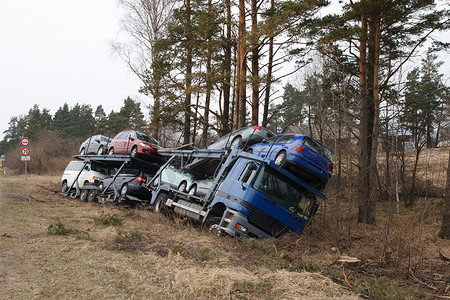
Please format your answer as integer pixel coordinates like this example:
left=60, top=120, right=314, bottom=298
left=91, top=162, right=114, bottom=175
left=252, top=165, right=317, bottom=220
left=136, top=132, right=159, bottom=145
left=302, top=137, right=333, bottom=161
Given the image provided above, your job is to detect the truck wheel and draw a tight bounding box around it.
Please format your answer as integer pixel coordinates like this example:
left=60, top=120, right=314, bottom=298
left=87, top=189, right=97, bottom=202
left=61, top=181, right=68, bottom=193
left=274, top=151, right=287, bottom=167
left=80, top=189, right=88, bottom=202
left=204, top=216, right=224, bottom=236
left=152, top=192, right=168, bottom=213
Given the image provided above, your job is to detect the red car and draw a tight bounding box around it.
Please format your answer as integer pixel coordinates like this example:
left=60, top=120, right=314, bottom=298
left=108, top=130, right=165, bottom=164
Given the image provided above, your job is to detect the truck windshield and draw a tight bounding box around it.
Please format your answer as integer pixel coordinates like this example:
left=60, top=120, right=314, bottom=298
left=252, top=166, right=316, bottom=220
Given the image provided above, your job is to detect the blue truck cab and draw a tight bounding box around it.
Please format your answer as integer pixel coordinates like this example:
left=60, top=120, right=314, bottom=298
left=150, top=147, right=325, bottom=238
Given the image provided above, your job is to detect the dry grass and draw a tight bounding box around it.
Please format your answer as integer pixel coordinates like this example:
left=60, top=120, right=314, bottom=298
left=0, top=148, right=448, bottom=299
left=0, top=175, right=360, bottom=299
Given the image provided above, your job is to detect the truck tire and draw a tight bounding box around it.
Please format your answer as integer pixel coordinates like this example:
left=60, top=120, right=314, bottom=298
left=87, top=189, right=97, bottom=202
left=152, top=192, right=168, bottom=213
left=80, top=189, right=88, bottom=202
left=204, top=216, right=224, bottom=236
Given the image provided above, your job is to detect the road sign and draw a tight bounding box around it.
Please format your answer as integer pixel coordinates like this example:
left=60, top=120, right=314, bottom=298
left=0, top=154, right=5, bottom=161
left=21, top=156, right=30, bottom=161
left=21, top=147, right=30, bottom=156
left=20, top=138, right=30, bottom=147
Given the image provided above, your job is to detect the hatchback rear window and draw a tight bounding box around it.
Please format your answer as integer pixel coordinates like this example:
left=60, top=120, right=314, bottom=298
left=303, top=137, right=332, bottom=161
left=137, top=132, right=159, bottom=145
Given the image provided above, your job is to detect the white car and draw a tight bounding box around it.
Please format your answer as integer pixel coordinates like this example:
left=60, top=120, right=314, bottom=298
left=60, top=160, right=111, bottom=193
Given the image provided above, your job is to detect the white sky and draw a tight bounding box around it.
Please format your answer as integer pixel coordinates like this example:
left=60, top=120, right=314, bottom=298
left=0, top=1, right=147, bottom=140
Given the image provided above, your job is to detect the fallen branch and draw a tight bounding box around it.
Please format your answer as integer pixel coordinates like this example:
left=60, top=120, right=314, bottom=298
left=408, top=268, right=437, bottom=291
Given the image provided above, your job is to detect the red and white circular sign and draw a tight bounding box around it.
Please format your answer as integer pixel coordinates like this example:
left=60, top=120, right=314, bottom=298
left=21, top=147, right=31, bottom=156
left=20, top=138, right=30, bottom=147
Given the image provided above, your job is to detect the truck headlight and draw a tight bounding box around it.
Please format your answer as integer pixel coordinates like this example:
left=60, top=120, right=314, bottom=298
left=235, top=223, right=248, bottom=233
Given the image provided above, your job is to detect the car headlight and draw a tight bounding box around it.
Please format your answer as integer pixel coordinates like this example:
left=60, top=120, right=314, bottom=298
left=140, top=143, right=151, bottom=148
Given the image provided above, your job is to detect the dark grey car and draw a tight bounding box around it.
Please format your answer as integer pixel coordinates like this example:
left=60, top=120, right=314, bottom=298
left=79, top=135, right=112, bottom=155
left=98, top=169, right=153, bottom=200
left=208, top=126, right=274, bottom=150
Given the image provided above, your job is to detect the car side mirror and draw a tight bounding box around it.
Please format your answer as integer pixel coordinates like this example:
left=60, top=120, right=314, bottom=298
left=95, top=139, right=100, bottom=143
left=129, top=136, right=135, bottom=141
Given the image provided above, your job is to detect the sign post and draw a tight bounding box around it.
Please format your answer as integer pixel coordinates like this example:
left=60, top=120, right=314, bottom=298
left=20, top=138, right=30, bottom=181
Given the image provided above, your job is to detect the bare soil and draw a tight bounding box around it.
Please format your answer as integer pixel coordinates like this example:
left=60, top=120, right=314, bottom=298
left=0, top=148, right=449, bottom=299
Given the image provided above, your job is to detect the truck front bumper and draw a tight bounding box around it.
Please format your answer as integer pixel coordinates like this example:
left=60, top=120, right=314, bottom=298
left=220, top=209, right=271, bottom=238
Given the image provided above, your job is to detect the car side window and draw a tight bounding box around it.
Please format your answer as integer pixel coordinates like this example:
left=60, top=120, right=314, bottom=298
left=65, top=161, right=76, bottom=171
left=117, top=132, right=128, bottom=140
left=238, top=162, right=259, bottom=185
left=278, top=134, right=294, bottom=143
left=73, top=162, right=84, bottom=171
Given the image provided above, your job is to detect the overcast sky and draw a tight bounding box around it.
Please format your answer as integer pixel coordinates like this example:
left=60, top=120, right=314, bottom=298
left=0, top=1, right=448, bottom=142
left=0, top=1, right=147, bottom=141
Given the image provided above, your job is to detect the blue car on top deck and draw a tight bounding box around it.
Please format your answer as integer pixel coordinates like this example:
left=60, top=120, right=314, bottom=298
left=248, top=134, right=333, bottom=190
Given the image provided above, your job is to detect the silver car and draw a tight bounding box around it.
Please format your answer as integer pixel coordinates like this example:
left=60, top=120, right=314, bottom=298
left=153, top=161, right=196, bottom=192
left=79, top=135, right=112, bottom=155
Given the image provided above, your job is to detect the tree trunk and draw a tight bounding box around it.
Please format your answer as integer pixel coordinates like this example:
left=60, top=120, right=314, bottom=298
left=184, top=0, right=192, bottom=144
left=201, top=0, right=213, bottom=148
left=440, top=150, right=450, bottom=239
left=357, top=8, right=372, bottom=224
left=221, top=0, right=232, bottom=136
left=234, top=0, right=246, bottom=129
left=251, top=0, right=259, bottom=126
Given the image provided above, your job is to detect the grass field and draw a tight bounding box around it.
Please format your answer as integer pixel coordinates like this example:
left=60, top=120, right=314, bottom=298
left=0, top=149, right=449, bottom=300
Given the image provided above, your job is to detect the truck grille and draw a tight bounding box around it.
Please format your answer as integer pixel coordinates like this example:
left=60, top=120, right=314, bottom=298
left=238, top=200, right=290, bottom=237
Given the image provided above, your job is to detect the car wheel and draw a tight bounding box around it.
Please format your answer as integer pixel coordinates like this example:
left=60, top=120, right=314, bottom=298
left=108, top=148, right=114, bottom=155
left=230, top=136, right=242, bottom=150
left=178, top=181, right=187, bottom=192
left=87, top=189, right=97, bottom=202
left=274, top=151, right=287, bottom=167
left=80, top=189, right=88, bottom=202
left=152, top=192, right=168, bottom=213
left=188, top=184, right=197, bottom=196
left=130, top=146, right=138, bottom=158
left=61, top=181, right=68, bottom=193
left=97, top=146, right=104, bottom=155
left=120, top=184, right=128, bottom=200
left=204, top=216, right=224, bottom=236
